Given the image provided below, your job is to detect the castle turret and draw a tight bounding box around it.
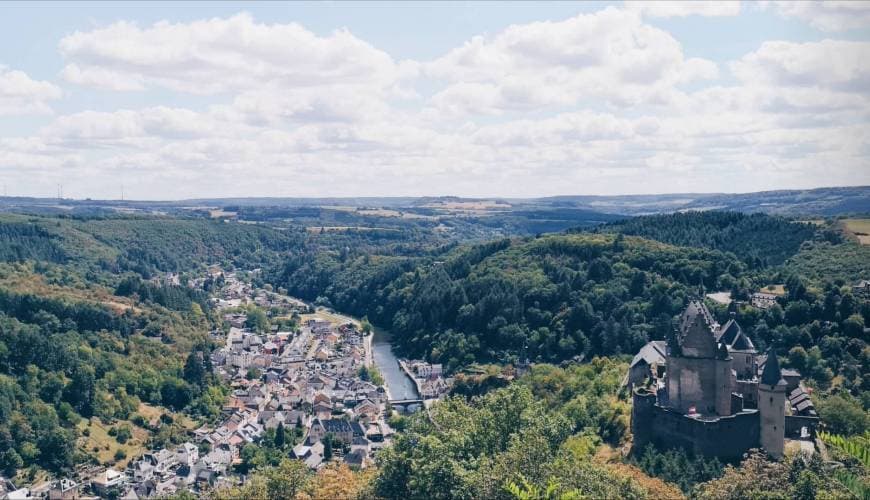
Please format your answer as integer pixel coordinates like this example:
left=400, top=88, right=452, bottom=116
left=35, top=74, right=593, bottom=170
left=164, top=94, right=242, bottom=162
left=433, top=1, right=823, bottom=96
left=631, top=388, right=657, bottom=451
left=714, top=342, right=734, bottom=416
left=758, top=349, right=786, bottom=458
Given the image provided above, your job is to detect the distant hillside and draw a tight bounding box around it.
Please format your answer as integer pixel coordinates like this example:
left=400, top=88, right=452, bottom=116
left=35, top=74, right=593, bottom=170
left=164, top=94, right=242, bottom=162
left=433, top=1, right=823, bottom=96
left=590, top=211, right=823, bottom=267
left=541, top=186, right=870, bottom=216
left=0, top=214, right=302, bottom=276
left=2, top=185, right=867, bottom=219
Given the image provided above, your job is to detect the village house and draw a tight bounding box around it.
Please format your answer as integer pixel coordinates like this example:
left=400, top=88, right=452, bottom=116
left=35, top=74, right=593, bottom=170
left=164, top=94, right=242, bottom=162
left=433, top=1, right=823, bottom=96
left=90, top=469, right=125, bottom=495
left=751, top=291, right=779, bottom=309
left=853, top=280, right=870, bottom=298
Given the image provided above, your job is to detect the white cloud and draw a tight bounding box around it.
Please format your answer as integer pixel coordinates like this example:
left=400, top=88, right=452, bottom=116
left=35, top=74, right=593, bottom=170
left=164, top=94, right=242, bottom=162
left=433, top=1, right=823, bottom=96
left=425, top=7, right=718, bottom=114
left=38, top=107, right=234, bottom=149
left=763, top=1, right=870, bottom=32
left=58, top=13, right=410, bottom=95
left=625, top=1, right=741, bottom=18
left=0, top=66, right=62, bottom=115
left=731, top=40, right=870, bottom=92
left=2, top=7, right=869, bottom=199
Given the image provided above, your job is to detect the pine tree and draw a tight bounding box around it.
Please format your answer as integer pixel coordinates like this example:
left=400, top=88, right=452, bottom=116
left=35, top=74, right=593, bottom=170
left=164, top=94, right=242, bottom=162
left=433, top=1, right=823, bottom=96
left=275, top=422, right=286, bottom=448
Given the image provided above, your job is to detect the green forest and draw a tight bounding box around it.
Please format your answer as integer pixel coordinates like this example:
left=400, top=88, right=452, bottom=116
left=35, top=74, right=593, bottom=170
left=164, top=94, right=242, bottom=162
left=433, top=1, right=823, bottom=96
left=591, top=211, right=827, bottom=266
left=0, top=209, right=868, bottom=496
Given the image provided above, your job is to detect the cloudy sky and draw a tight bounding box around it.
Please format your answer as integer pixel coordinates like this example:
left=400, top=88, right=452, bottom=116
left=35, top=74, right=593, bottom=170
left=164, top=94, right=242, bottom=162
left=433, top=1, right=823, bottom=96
left=1, top=1, right=869, bottom=200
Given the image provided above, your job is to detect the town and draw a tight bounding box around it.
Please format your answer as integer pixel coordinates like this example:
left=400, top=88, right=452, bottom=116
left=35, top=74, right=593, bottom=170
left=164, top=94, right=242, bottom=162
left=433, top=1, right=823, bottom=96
left=1, top=267, right=453, bottom=499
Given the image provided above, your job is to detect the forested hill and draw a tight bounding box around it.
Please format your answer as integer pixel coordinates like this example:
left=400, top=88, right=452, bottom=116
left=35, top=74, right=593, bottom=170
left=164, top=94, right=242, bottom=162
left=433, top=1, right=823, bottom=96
left=590, top=211, right=824, bottom=267
left=0, top=214, right=303, bottom=276
left=276, top=233, right=749, bottom=370
left=0, top=215, right=300, bottom=476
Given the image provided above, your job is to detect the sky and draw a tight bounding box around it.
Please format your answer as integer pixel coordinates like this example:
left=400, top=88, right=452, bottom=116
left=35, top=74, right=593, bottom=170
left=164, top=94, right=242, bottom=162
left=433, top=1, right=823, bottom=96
left=1, top=1, right=869, bottom=200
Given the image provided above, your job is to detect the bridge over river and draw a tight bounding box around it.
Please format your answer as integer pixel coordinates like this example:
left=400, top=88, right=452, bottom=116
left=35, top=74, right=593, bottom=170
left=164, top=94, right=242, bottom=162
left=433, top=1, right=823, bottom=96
left=388, top=398, right=425, bottom=413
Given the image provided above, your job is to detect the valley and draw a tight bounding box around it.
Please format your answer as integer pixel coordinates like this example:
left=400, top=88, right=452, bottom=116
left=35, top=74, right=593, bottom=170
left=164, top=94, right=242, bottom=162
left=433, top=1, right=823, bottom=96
left=0, top=202, right=867, bottom=498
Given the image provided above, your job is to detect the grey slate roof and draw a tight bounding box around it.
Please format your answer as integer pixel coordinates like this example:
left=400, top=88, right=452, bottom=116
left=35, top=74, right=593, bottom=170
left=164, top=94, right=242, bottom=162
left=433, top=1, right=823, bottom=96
left=716, top=318, right=756, bottom=352
left=630, top=341, right=667, bottom=368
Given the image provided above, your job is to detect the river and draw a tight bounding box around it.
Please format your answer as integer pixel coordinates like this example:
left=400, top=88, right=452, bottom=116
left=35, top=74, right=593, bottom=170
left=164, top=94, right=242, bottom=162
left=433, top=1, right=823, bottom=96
left=371, top=326, right=420, bottom=401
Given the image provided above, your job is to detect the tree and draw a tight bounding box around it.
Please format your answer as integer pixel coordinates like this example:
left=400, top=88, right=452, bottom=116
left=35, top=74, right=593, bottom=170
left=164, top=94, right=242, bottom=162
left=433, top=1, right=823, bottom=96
left=361, top=316, right=373, bottom=335
left=114, top=425, right=132, bottom=444
left=311, top=463, right=374, bottom=500
left=64, top=365, right=96, bottom=417
left=788, top=346, right=808, bottom=373
left=843, top=314, right=865, bottom=338
left=213, top=459, right=311, bottom=500
left=183, top=351, right=205, bottom=388
left=0, top=449, right=23, bottom=476
left=323, top=433, right=334, bottom=461
left=818, top=395, right=869, bottom=435
left=246, top=307, right=270, bottom=333
left=274, top=422, right=286, bottom=449
left=262, top=459, right=311, bottom=499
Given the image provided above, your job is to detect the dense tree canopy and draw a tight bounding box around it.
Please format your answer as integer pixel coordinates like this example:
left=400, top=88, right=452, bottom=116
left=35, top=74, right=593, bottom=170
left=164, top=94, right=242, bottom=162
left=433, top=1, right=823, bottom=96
left=592, top=211, right=822, bottom=267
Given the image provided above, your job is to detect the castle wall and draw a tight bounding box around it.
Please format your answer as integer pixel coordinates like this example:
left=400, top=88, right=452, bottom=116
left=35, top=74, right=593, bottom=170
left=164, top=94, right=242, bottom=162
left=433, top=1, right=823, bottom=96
left=785, top=415, right=820, bottom=438
left=638, top=403, right=761, bottom=461
left=735, top=379, right=758, bottom=408
left=628, top=361, right=650, bottom=388
left=680, top=320, right=718, bottom=358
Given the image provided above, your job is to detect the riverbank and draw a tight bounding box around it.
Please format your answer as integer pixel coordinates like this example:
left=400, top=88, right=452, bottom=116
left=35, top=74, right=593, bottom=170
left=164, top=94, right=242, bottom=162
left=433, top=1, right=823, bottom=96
left=398, top=359, right=426, bottom=399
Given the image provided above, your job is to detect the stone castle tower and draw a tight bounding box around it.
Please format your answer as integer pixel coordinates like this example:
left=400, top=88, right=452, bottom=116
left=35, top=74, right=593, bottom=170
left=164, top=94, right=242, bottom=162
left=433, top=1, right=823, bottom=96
left=758, top=348, right=786, bottom=458
left=665, top=301, right=734, bottom=416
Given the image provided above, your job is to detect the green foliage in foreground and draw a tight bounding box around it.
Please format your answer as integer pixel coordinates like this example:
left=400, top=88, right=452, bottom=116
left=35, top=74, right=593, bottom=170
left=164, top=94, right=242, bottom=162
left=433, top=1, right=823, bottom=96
left=695, top=450, right=856, bottom=499
left=373, top=359, right=646, bottom=500
left=633, top=445, right=724, bottom=494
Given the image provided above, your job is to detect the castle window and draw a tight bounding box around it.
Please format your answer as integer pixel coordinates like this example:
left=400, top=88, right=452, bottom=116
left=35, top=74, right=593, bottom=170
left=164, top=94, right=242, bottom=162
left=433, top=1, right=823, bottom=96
left=770, top=397, right=773, bottom=404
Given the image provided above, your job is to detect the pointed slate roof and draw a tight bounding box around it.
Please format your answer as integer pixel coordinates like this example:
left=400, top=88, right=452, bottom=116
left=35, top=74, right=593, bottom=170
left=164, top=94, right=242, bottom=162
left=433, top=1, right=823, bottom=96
left=675, top=300, right=720, bottom=358
left=760, top=349, right=787, bottom=387
left=680, top=300, right=716, bottom=336
left=715, top=317, right=756, bottom=353
left=731, top=333, right=755, bottom=351
left=716, top=319, right=742, bottom=345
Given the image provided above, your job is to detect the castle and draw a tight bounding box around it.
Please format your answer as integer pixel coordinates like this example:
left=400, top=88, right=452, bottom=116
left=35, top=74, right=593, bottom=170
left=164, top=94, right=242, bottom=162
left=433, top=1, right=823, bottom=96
left=630, top=300, right=817, bottom=460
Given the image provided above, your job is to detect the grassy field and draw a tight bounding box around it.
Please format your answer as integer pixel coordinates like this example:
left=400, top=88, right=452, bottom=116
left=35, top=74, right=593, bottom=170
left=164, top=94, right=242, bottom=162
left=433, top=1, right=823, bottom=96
left=76, top=402, right=199, bottom=468
left=78, top=418, right=149, bottom=468
left=306, top=226, right=401, bottom=233
left=0, top=264, right=143, bottom=313
left=300, top=308, right=360, bottom=328
left=209, top=209, right=237, bottom=218
left=842, top=218, right=870, bottom=245
left=422, top=200, right=511, bottom=210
